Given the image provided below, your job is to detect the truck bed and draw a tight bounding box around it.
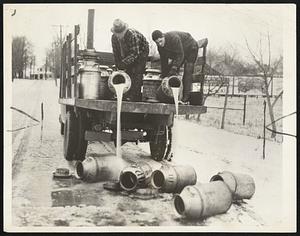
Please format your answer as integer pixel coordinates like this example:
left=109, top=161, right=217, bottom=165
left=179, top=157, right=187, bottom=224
left=59, top=98, right=207, bottom=115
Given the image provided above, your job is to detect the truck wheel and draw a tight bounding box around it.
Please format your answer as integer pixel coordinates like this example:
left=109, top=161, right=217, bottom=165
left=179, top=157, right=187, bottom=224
left=149, top=126, right=172, bottom=161
left=63, top=111, right=78, bottom=161
left=73, top=111, right=88, bottom=161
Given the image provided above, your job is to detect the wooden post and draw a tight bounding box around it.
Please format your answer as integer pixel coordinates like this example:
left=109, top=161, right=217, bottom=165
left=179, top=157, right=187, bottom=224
left=67, top=33, right=72, bottom=98
left=59, top=45, right=62, bottom=97
left=41, top=102, right=44, bottom=121
left=59, top=45, right=63, bottom=98
left=62, top=43, right=67, bottom=98
left=87, top=9, right=95, bottom=49
left=242, top=95, right=247, bottom=125
left=232, top=76, right=235, bottom=96
left=200, top=46, right=207, bottom=105
left=74, top=25, right=79, bottom=98
left=40, top=102, right=44, bottom=142
left=220, top=84, right=229, bottom=129
left=263, top=100, right=266, bottom=159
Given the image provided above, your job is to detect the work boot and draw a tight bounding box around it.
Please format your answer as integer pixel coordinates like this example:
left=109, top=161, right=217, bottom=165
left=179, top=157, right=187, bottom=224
left=181, top=62, right=194, bottom=103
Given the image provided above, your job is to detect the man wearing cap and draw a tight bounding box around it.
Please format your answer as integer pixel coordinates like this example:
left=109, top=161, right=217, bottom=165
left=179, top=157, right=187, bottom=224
left=152, top=30, right=200, bottom=105
left=111, top=19, right=149, bottom=101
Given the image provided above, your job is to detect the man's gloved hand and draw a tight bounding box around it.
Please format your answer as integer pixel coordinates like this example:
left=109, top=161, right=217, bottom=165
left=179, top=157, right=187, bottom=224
left=117, top=62, right=127, bottom=70
left=168, top=66, right=178, bottom=76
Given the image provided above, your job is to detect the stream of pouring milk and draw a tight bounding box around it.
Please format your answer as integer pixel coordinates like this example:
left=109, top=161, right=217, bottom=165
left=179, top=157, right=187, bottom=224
left=171, top=87, right=180, bottom=159
left=113, top=83, right=126, bottom=160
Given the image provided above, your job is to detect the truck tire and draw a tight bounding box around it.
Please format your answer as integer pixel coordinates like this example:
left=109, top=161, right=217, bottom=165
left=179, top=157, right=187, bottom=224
left=149, top=126, right=172, bottom=161
left=63, top=111, right=78, bottom=161
left=73, top=111, right=88, bottom=161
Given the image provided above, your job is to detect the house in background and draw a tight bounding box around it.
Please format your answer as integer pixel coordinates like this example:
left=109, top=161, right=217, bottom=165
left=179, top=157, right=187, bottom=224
left=30, top=66, right=54, bottom=80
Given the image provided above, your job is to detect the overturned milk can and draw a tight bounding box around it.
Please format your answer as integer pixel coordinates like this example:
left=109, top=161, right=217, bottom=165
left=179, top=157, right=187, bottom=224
left=157, top=75, right=183, bottom=103
left=151, top=164, right=197, bottom=193
left=108, top=70, right=131, bottom=96
left=75, top=154, right=121, bottom=182
left=174, top=181, right=233, bottom=219
left=210, top=171, right=255, bottom=200
left=119, top=160, right=162, bottom=192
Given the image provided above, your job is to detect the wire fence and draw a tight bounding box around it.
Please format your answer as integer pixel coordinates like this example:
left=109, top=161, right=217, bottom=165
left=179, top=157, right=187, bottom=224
left=265, top=111, right=297, bottom=138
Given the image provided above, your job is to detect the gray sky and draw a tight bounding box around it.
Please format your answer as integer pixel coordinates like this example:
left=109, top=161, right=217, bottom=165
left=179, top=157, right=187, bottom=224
left=6, top=4, right=287, bottom=67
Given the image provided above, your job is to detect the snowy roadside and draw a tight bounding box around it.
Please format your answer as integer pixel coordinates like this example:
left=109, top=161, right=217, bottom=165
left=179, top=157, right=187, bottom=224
left=9, top=80, right=284, bottom=230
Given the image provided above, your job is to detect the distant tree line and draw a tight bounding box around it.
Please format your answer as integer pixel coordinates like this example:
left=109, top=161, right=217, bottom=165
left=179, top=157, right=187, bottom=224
left=203, top=44, right=282, bottom=77
left=12, top=36, right=35, bottom=80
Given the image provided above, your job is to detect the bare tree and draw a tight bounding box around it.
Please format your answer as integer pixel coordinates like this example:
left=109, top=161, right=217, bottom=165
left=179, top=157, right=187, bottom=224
left=245, top=33, right=283, bottom=138
left=12, top=36, right=34, bottom=80
left=45, top=36, right=61, bottom=79
left=195, top=47, right=230, bottom=121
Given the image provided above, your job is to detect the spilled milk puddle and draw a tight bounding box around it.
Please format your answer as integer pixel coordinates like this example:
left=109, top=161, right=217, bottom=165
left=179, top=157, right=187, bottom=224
left=51, top=188, right=103, bottom=207
left=51, top=177, right=105, bottom=207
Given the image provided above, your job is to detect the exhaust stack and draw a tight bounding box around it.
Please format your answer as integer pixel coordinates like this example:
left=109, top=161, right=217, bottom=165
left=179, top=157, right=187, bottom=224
left=87, top=9, right=95, bottom=49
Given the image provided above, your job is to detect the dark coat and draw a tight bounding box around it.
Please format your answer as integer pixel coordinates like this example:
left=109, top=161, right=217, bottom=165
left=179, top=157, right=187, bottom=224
left=111, top=28, right=149, bottom=69
left=158, top=31, right=198, bottom=77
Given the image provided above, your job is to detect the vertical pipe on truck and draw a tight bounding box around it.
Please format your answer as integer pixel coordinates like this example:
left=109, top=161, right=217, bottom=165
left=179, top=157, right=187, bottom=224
left=87, top=9, right=95, bottom=49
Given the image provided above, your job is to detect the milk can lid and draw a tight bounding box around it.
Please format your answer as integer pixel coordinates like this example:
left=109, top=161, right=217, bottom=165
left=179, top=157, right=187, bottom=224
left=145, top=68, right=161, bottom=74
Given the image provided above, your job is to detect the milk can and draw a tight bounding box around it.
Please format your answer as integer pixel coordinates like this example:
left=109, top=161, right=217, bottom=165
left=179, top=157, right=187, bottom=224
left=142, top=69, right=162, bottom=103
left=174, top=181, right=233, bottom=219
left=157, top=75, right=183, bottom=104
left=78, top=60, right=111, bottom=100
left=108, top=70, right=132, bottom=96
left=119, top=160, right=162, bottom=192
left=210, top=171, right=255, bottom=200
left=75, top=154, right=120, bottom=182
left=151, top=164, right=197, bottom=193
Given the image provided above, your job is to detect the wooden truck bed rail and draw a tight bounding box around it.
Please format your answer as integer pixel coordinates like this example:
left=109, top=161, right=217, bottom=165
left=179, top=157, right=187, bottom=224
left=59, top=98, right=207, bottom=115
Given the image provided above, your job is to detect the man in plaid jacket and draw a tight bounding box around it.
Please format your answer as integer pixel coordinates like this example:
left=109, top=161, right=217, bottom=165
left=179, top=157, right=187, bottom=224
left=111, top=19, right=149, bottom=101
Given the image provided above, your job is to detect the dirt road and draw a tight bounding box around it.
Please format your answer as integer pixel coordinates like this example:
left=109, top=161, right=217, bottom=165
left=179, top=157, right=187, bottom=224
left=9, top=79, right=283, bottom=229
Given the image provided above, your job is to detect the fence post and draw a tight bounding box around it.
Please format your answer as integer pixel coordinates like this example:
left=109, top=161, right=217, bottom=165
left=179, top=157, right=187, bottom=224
left=232, top=76, right=235, bottom=96
left=243, top=95, right=247, bottom=125
left=263, top=100, right=266, bottom=160
left=40, top=102, right=44, bottom=142
left=220, top=84, right=229, bottom=129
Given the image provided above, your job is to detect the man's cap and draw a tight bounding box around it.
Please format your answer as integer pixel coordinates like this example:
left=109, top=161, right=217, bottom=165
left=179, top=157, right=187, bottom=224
left=111, top=19, right=128, bottom=34
left=152, top=30, right=163, bottom=41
